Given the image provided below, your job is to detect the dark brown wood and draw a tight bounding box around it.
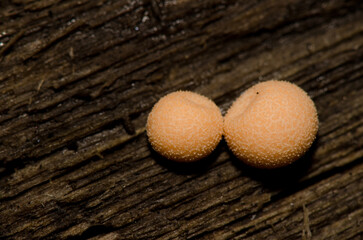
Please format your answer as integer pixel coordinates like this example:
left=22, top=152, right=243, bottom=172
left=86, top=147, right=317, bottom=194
left=0, top=0, right=362, bottom=239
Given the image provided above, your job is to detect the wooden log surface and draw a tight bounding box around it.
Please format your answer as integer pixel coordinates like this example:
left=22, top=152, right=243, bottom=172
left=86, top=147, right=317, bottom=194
left=0, top=0, right=362, bottom=239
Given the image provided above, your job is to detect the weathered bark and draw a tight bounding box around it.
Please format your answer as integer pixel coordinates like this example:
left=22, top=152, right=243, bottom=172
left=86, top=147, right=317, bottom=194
left=0, top=0, right=362, bottom=239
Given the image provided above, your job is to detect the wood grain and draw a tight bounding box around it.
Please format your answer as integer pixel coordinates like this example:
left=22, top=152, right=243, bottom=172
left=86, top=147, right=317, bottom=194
left=0, top=0, right=362, bottom=239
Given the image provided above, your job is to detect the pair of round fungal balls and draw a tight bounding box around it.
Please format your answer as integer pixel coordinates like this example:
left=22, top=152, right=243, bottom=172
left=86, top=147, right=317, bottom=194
left=146, top=80, right=318, bottom=169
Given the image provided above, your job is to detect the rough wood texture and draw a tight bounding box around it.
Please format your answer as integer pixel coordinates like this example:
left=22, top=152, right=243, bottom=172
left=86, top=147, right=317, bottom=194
left=0, top=0, right=362, bottom=239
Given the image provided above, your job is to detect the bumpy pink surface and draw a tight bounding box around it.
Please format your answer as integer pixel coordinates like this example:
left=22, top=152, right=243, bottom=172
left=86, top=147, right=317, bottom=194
left=147, top=91, right=223, bottom=162
left=224, top=80, right=318, bottom=168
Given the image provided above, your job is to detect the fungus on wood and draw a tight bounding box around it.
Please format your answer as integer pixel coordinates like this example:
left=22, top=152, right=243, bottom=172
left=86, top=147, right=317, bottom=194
left=0, top=0, right=362, bottom=239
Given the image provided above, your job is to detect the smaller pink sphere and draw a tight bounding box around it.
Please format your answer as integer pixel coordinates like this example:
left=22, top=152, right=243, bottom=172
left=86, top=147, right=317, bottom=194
left=147, top=91, right=223, bottom=162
